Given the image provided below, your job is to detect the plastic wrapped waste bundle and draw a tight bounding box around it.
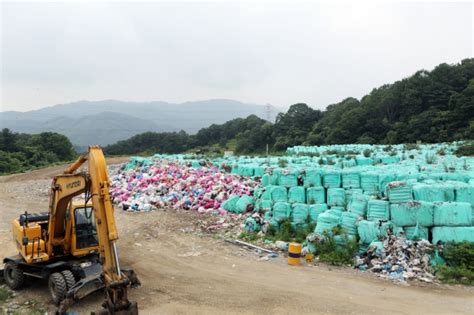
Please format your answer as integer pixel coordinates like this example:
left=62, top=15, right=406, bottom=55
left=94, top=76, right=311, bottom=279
left=303, top=169, right=322, bottom=187
left=404, top=224, right=429, bottom=240
left=356, top=157, right=374, bottom=166
left=367, top=200, right=390, bottom=221
left=361, top=172, right=379, bottom=195
left=342, top=171, right=360, bottom=189
left=323, top=171, right=341, bottom=188
left=341, top=211, right=361, bottom=236
left=412, top=183, right=455, bottom=202
left=433, top=202, right=472, bottom=226
left=314, top=211, right=340, bottom=235
left=357, top=220, right=381, bottom=244
left=271, top=186, right=288, bottom=202
left=309, top=204, right=328, bottom=223
left=306, top=187, right=325, bottom=204
left=327, top=188, right=346, bottom=207
left=278, top=169, right=298, bottom=188
left=292, top=203, right=309, bottom=224
left=288, top=186, right=306, bottom=203
left=454, top=183, right=474, bottom=204
left=271, top=202, right=291, bottom=225
left=347, top=193, right=368, bottom=216
left=261, top=174, right=271, bottom=187
left=390, top=201, right=434, bottom=227
left=235, top=195, right=254, bottom=213
left=221, top=195, right=240, bottom=213
left=386, top=181, right=413, bottom=203
left=432, top=226, right=474, bottom=243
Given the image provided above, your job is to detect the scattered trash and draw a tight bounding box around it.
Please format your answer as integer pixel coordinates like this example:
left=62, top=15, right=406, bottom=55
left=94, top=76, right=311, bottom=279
left=110, top=159, right=258, bottom=212
left=355, top=234, right=435, bottom=283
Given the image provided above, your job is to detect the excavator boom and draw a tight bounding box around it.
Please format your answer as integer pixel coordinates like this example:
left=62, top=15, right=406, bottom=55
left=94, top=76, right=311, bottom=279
left=60, top=146, right=138, bottom=314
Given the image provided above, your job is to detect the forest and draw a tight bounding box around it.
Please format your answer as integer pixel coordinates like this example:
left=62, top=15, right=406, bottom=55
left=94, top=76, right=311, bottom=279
left=105, top=59, right=474, bottom=155
left=0, top=128, right=76, bottom=174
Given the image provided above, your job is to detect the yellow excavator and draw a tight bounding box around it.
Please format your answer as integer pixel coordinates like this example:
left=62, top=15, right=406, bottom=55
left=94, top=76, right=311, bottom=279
left=1, top=146, right=139, bottom=314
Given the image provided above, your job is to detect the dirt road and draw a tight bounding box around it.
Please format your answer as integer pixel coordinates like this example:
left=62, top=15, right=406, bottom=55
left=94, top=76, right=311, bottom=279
left=0, top=163, right=473, bottom=314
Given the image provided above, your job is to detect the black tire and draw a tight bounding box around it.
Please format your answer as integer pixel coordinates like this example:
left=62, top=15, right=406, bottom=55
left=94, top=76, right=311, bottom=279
left=60, top=270, right=76, bottom=291
left=48, top=272, right=67, bottom=305
left=3, top=262, right=25, bottom=290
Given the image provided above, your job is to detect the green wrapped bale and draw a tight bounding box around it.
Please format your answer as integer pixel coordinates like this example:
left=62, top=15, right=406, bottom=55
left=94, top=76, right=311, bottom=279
left=327, top=188, right=346, bottom=207
left=303, top=169, right=322, bottom=187
left=454, top=184, right=474, bottom=204
left=413, top=183, right=455, bottom=202
left=431, top=226, right=474, bottom=244
left=278, top=170, right=298, bottom=188
left=347, top=193, right=368, bottom=216
left=323, top=171, right=341, bottom=188
left=386, top=181, right=413, bottom=203
left=433, top=202, right=472, bottom=226
left=309, top=204, right=328, bottom=223
left=404, top=225, right=429, bottom=240
left=361, top=172, right=379, bottom=194
left=341, top=211, right=361, bottom=236
left=222, top=195, right=241, bottom=213
left=432, top=226, right=474, bottom=243
left=272, top=202, right=291, bottom=225
left=235, top=195, right=254, bottom=213
left=314, top=211, right=340, bottom=235
left=292, top=203, right=309, bottom=224
left=288, top=186, right=306, bottom=203
left=271, top=186, right=288, bottom=202
left=306, top=187, right=325, bottom=204
left=357, top=220, right=381, bottom=244
left=367, top=200, right=390, bottom=221
left=261, top=174, right=271, bottom=187
left=260, top=200, right=273, bottom=211
left=342, top=172, right=360, bottom=189
left=390, top=201, right=434, bottom=227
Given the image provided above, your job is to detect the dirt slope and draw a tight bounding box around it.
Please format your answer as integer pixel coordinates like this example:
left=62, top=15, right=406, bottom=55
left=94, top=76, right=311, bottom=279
left=0, top=163, right=473, bottom=315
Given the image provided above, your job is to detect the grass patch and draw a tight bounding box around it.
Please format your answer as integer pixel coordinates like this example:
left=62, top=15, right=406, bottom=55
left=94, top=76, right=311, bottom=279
left=266, top=218, right=315, bottom=243
left=313, top=228, right=359, bottom=266
left=238, top=231, right=261, bottom=243
left=0, top=287, right=12, bottom=304
left=435, top=242, right=474, bottom=285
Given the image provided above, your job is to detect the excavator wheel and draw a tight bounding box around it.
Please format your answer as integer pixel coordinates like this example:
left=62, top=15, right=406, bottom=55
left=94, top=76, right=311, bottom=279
left=60, top=270, right=76, bottom=291
left=48, top=272, right=67, bottom=305
left=3, top=262, right=25, bottom=290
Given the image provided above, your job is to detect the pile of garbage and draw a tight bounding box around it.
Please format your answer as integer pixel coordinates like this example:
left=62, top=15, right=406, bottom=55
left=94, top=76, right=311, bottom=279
left=355, top=234, right=436, bottom=283
left=110, top=158, right=258, bottom=212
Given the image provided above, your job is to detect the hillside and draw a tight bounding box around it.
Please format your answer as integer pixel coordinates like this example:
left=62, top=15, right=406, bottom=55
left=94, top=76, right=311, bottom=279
left=0, top=99, right=277, bottom=146
left=104, top=59, right=474, bottom=155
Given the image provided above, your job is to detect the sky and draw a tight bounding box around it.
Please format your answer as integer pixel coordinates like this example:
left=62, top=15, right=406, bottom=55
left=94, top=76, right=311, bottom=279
left=0, top=1, right=473, bottom=112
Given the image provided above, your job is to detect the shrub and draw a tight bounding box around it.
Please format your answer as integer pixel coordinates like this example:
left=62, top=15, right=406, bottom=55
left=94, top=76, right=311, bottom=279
left=455, top=144, right=474, bottom=157
left=425, top=153, right=437, bottom=164
left=435, top=242, right=474, bottom=285
left=437, top=148, right=446, bottom=156
left=363, top=149, right=372, bottom=158
left=315, top=228, right=359, bottom=266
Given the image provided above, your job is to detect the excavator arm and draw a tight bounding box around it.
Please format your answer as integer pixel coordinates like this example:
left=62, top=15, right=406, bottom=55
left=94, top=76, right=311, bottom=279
left=59, top=146, right=138, bottom=314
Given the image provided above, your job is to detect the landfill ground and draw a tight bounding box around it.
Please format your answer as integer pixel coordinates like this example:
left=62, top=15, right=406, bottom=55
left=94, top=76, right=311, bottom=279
left=0, top=162, right=473, bottom=315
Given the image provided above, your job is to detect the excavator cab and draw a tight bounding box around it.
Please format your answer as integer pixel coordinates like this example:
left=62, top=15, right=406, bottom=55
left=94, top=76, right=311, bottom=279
left=70, top=203, right=99, bottom=255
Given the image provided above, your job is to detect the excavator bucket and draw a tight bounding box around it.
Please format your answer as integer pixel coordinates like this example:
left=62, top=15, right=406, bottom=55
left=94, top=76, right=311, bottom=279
left=91, top=301, right=138, bottom=315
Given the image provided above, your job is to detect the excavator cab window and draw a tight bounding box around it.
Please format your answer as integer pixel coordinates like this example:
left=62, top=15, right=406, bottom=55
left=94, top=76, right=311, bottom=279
left=74, top=207, right=98, bottom=249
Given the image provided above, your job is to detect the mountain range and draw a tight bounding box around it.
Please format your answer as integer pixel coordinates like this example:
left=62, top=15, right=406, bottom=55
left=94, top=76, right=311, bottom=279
left=1, top=99, right=278, bottom=146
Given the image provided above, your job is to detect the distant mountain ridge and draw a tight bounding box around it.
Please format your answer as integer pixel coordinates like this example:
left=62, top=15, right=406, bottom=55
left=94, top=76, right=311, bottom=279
left=0, top=99, right=278, bottom=146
